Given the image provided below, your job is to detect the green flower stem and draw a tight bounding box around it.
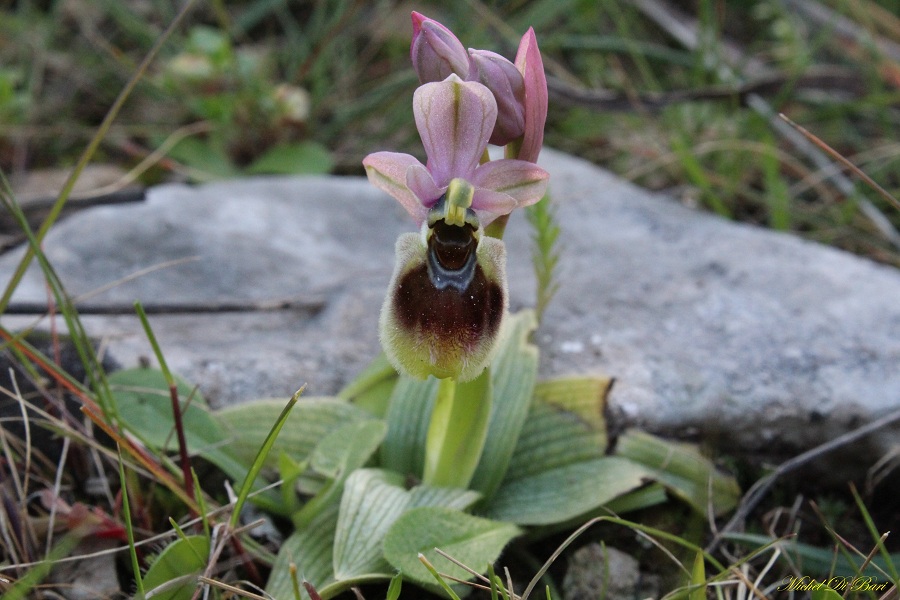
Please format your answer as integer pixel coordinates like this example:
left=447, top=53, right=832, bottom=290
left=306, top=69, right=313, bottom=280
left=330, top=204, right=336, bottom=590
left=423, top=371, right=492, bottom=488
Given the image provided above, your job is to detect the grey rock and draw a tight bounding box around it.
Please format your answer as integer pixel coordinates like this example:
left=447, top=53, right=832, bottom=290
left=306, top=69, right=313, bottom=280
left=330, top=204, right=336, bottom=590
left=1, top=150, right=898, bottom=474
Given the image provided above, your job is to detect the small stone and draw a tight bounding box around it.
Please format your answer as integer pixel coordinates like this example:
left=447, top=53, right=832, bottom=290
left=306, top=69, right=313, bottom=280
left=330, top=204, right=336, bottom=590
left=563, top=544, right=644, bottom=600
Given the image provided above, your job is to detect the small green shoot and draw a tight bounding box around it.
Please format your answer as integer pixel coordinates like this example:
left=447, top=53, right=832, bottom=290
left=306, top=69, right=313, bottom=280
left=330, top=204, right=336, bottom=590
left=385, top=573, right=403, bottom=600
left=229, top=386, right=305, bottom=530
left=525, top=194, right=561, bottom=324
left=418, top=553, right=463, bottom=600
left=689, top=551, right=706, bottom=600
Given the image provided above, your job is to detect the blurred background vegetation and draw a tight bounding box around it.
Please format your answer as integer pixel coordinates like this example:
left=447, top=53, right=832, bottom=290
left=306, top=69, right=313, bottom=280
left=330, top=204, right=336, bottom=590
left=1, top=0, right=899, bottom=265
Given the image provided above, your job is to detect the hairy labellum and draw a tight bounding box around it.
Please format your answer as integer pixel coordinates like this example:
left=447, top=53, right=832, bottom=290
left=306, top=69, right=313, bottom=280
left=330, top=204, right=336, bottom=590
left=380, top=211, right=508, bottom=381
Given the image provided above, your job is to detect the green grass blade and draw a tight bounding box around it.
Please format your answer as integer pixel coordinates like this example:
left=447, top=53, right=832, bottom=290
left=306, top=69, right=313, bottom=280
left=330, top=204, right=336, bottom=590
left=229, top=386, right=304, bottom=529
left=850, top=485, right=899, bottom=582
left=118, top=445, right=145, bottom=599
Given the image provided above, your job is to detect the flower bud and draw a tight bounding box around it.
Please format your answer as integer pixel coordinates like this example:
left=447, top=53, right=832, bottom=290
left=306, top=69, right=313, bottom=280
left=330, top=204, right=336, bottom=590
left=513, top=28, right=548, bottom=163
left=410, top=12, right=471, bottom=84
left=380, top=179, right=508, bottom=381
left=467, top=50, right=525, bottom=146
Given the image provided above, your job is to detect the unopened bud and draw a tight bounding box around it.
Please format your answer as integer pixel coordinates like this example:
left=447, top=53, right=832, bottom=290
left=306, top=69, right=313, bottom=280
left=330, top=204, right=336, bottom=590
left=410, top=12, right=471, bottom=84
left=468, top=50, right=525, bottom=146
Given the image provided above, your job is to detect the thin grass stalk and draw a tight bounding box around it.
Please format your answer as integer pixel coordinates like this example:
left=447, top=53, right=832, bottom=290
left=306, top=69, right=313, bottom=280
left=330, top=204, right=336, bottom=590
left=118, top=445, right=145, bottom=599
left=135, top=301, right=195, bottom=498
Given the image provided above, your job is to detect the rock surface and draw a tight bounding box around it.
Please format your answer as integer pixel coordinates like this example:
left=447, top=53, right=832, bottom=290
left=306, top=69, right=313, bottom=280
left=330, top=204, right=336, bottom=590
left=2, top=150, right=899, bottom=473
left=563, top=544, right=653, bottom=600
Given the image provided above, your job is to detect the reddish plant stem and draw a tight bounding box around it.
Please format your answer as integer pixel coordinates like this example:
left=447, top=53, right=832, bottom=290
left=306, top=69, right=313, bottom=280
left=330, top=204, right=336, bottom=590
left=167, top=383, right=195, bottom=500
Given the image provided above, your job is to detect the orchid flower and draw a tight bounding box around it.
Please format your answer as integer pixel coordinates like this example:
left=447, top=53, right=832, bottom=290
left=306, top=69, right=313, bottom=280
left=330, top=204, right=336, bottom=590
left=364, top=17, right=549, bottom=383
left=365, top=75, right=546, bottom=381
left=364, top=75, right=548, bottom=227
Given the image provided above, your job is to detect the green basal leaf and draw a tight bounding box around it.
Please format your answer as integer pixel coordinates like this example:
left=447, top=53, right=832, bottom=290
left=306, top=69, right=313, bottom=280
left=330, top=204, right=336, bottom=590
left=310, top=420, right=386, bottom=479
left=338, top=352, right=398, bottom=417
left=533, top=376, right=611, bottom=434
left=266, top=502, right=339, bottom=600
left=483, top=457, right=651, bottom=526
left=142, top=534, right=210, bottom=600
left=246, top=140, right=334, bottom=175
left=469, top=310, right=539, bottom=501
left=383, top=507, right=520, bottom=590
left=294, top=420, right=387, bottom=528
left=602, top=483, right=669, bottom=514
left=109, top=367, right=210, bottom=444
left=108, top=368, right=249, bottom=486
left=615, top=429, right=740, bottom=516
left=333, top=469, right=409, bottom=581
left=408, top=486, right=482, bottom=511
left=216, top=397, right=375, bottom=469
left=381, top=376, right=439, bottom=477
left=424, top=371, right=492, bottom=488
left=505, top=379, right=609, bottom=481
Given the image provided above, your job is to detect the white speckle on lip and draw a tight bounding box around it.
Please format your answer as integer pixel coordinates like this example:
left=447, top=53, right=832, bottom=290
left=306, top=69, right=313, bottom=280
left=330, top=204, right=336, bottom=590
left=560, top=340, right=584, bottom=353
left=590, top=334, right=602, bottom=346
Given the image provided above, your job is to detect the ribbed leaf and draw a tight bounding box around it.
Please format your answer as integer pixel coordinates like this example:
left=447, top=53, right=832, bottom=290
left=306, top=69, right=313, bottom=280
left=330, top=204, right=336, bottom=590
left=408, top=486, right=482, bottom=511
left=216, top=397, right=375, bottom=468
left=310, top=420, right=386, bottom=479
left=381, top=376, right=439, bottom=477
left=339, top=352, right=398, bottom=417
left=266, top=502, right=339, bottom=600
left=483, top=457, right=651, bottom=525
left=109, top=368, right=214, bottom=450
left=110, top=368, right=255, bottom=493
left=505, top=385, right=607, bottom=481
left=469, top=310, right=539, bottom=500
left=294, top=420, right=387, bottom=527
left=143, top=535, right=210, bottom=600
left=384, top=507, right=520, bottom=588
left=533, top=376, right=611, bottom=433
left=615, top=429, right=740, bottom=516
left=333, top=469, right=409, bottom=580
